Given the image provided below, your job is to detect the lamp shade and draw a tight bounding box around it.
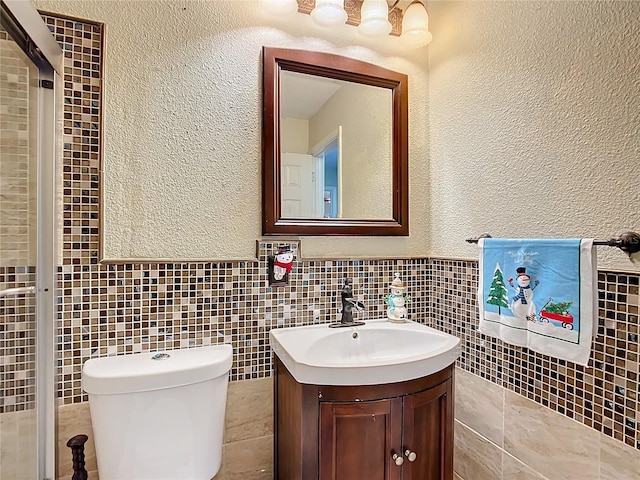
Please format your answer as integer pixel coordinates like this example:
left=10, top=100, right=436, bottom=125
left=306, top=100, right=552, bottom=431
left=400, top=1, right=433, bottom=47
left=261, top=0, right=299, bottom=16
left=310, top=0, right=348, bottom=27
left=358, top=0, right=392, bottom=37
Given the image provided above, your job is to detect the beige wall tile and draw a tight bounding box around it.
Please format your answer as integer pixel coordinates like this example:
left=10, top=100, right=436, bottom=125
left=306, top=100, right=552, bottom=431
left=57, top=402, right=97, bottom=479
left=455, top=368, right=504, bottom=446
left=504, top=390, right=599, bottom=480
left=225, top=377, right=273, bottom=443
left=454, top=420, right=502, bottom=480
left=599, top=434, right=640, bottom=480
left=503, top=452, right=548, bottom=480
left=222, top=435, right=273, bottom=480
left=454, top=474, right=464, bottom=480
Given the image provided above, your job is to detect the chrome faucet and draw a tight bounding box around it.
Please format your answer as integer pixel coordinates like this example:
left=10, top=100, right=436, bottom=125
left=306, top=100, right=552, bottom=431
left=331, top=278, right=365, bottom=328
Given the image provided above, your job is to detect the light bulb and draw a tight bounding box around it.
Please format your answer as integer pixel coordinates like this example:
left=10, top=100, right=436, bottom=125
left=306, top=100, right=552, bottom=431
left=400, top=1, right=433, bottom=47
left=261, top=0, right=298, bottom=16
left=358, top=0, right=392, bottom=37
left=310, top=0, right=348, bottom=27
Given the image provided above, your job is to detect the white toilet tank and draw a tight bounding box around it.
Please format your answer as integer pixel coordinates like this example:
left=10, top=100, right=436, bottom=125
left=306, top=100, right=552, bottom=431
left=82, top=344, right=233, bottom=480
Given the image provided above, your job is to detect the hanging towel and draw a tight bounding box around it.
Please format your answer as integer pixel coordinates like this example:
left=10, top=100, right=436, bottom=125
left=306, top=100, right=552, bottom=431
left=478, top=238, right=597, bottom=366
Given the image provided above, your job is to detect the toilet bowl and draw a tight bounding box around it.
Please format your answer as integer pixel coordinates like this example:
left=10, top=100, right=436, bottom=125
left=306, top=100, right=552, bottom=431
left=82, top=344, right=233, bottom=480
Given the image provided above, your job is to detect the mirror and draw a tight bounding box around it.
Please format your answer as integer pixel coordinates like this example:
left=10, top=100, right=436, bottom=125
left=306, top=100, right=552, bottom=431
left=262, top=47, right=408, bottom=236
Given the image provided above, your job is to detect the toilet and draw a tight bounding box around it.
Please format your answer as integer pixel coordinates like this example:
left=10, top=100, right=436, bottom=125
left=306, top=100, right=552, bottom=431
left=82, top=344, right=233, bottom=480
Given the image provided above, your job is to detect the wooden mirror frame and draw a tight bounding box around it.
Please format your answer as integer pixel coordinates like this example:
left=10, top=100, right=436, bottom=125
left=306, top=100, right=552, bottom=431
left=262, top=47, right=409, bottom=236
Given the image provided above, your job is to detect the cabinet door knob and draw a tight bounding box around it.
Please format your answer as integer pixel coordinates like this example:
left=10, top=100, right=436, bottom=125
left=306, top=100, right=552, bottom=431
left=392, top=452, right=404, bottom=466
left=404, top=449, right=417, bottom=462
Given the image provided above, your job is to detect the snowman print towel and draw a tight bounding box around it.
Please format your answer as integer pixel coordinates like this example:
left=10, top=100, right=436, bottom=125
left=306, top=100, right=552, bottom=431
left=478, top=238, right=597, bottom=366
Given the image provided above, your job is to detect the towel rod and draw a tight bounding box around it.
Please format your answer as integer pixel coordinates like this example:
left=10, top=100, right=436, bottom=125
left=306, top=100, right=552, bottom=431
left=465, top=231, right=640, bottom=257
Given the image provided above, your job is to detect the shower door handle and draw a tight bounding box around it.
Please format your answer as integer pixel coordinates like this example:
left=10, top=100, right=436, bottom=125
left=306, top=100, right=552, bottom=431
left=0, top=285, right=36, bottom=298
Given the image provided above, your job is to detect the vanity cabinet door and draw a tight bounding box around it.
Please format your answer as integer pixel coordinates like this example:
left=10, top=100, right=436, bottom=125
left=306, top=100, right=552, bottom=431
left=319, top=398, right=403, bottom=480
left=401, top=379, right=453, bottom=480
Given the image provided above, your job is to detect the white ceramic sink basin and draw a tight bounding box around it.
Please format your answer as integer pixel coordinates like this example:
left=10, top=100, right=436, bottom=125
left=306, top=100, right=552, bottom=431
left=269, top=319, right=460, bottom=386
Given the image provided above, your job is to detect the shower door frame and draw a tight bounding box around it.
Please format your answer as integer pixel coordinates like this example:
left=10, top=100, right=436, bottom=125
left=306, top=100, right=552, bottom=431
left=1, top=1, right=61, bottom=479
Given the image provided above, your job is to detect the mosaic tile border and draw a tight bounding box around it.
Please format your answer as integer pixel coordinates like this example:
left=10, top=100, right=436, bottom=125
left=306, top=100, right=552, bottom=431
left=55, top=245, right=430, bottom=401
left=41, top=12, right=102, bottom=266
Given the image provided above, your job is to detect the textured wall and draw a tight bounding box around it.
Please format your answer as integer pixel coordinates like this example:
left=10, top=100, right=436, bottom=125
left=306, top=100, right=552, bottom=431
left=428, top=0, right=640, bottom=272
left=35, top=0, right=429, bottom=260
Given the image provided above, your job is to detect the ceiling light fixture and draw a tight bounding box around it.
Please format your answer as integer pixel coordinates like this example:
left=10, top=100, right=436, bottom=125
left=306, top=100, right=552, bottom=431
left=358, top=0, right=393, bottom=37
left=263, top=0, right=433, bottom=48
left=399, top=1, right=433, bottom=47
left=310, top=0, right=348, bottom=27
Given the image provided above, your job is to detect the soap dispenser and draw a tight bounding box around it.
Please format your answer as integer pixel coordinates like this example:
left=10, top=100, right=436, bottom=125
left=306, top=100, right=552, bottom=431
left=384, top=273, right=410, bottom=323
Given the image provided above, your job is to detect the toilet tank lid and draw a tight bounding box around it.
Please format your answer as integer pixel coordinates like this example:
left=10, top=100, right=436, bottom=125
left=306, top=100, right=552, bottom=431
left=82, top=344, right=233, bottom=395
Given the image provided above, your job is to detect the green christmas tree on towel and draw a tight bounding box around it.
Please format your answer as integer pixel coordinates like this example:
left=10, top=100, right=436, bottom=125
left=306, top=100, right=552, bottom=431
left=487, top=263, right=509, bottom=314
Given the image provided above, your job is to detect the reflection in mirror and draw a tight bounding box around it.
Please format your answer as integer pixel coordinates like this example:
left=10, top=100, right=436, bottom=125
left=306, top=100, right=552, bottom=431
left=280, top=71, right=393, bottom=220
left=262, top=47, right=409, bottom=236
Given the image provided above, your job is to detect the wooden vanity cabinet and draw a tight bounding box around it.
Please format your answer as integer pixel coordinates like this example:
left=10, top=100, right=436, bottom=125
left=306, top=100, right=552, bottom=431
left=273, top=357, right=454, bottom=480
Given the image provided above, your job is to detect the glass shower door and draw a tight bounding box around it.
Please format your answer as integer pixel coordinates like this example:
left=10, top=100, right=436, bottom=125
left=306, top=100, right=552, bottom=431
left=0, top=19, right=41, bottom=479
left=0, top=4, right=58, bottom=476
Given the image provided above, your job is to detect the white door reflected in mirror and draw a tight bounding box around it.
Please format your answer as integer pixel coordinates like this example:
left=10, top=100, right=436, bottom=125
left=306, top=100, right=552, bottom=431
left=281, top=152, right=323, bottom=218
left=281, top=126, right=342, bottom=219
left=280, top=71, right=393, bottom=220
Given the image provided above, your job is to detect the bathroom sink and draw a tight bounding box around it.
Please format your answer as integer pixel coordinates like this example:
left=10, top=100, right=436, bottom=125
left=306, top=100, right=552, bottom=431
left=269, top=319, right=460, bottom=386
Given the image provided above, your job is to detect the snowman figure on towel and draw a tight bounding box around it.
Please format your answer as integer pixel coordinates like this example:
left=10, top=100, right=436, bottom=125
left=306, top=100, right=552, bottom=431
left=508, top=267, right=540, bottom=322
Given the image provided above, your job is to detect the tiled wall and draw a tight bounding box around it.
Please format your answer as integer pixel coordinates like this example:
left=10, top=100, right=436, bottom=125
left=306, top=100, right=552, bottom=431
left=429, top=259, right=640, bottom=450
left=20, top=13, right=638, bottom=474
left=43, top=14, right=102, bottom=266
left=454, top=368, right=640, bottom=480
left=56, top=249, right=430, bottom=402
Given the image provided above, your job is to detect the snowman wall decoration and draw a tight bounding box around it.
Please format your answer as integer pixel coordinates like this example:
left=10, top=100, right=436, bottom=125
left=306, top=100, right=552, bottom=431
left=508, top=266, right=540, bottom=321
left=268, top=247, right=295, bottom=286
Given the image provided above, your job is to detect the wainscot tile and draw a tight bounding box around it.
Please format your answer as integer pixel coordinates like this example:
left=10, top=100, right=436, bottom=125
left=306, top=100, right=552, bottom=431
left=225, top=377, right=273, bottom=443
left=222, top=435, right=273, bottom=480
left=454, top=420, right=503, bottom=480
left=502, top=452, right=549, bottom=480
left=504, top=390, right=599, bottom=480
left=56, top=401, right=97, bottom=479
left=599, top=433, right=640, bottom=480
left=455, top=367, right=504, bottom=446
